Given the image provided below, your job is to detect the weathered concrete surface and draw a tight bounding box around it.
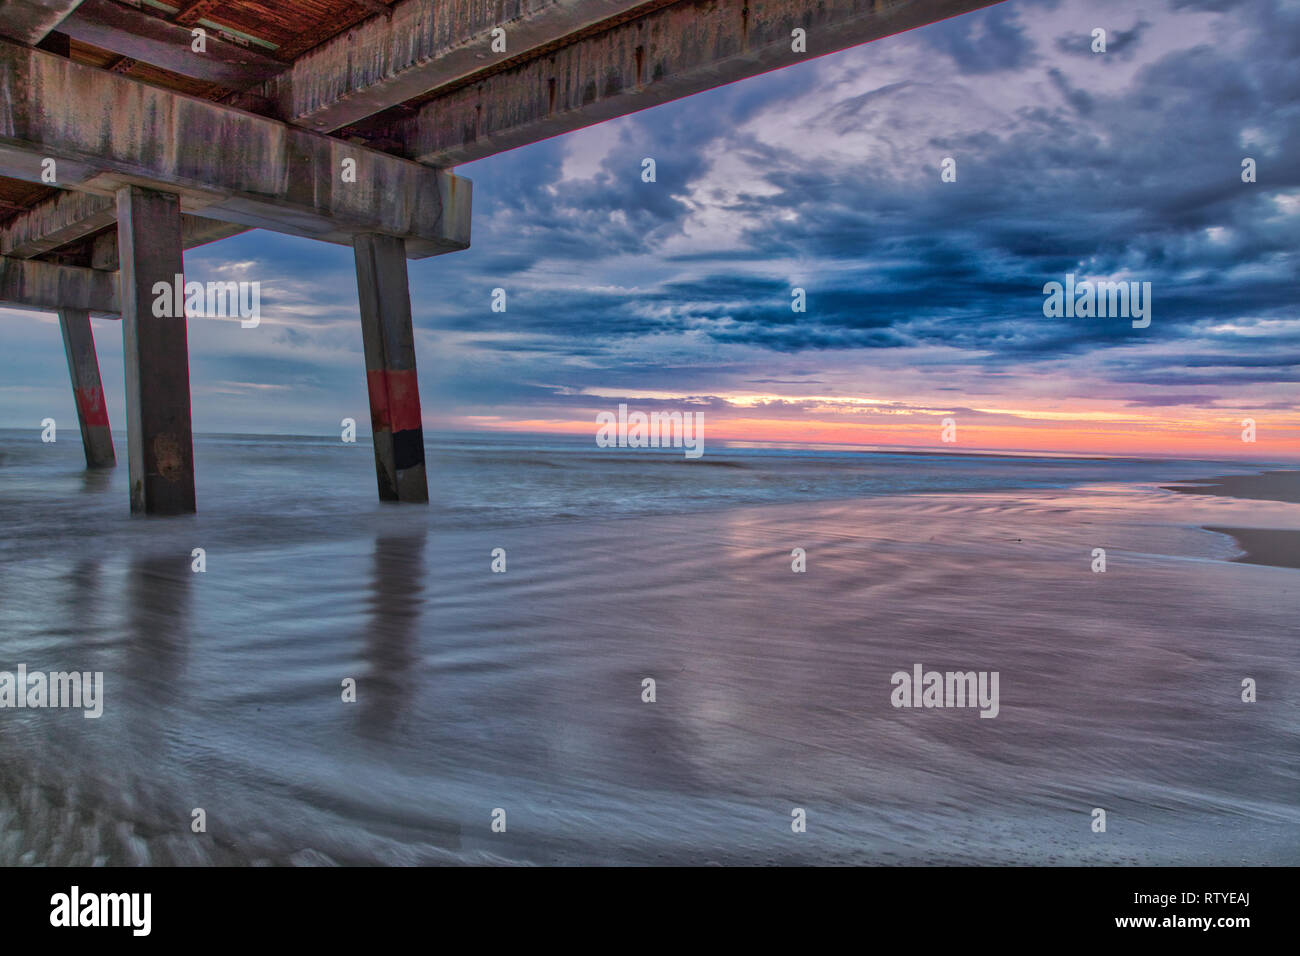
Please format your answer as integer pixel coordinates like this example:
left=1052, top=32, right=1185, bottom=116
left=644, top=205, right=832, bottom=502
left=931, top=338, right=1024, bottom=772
left=392, top=0, right=1003, bottom=166
left=230, top=0, right=654, bottom=132
left=58, top=0, right=286, bottom=90
left=354, top=232, right=428, bottom=503
left=58, top=306, right=115, bottom=468
left=1, top=189, right=250, bottom=274
left=86, top=216, right=251, bottom=271
left=0, top=189, right=114, bottom=258
left=0, top=39, right=472, bottom=258
left=0, top=254, right=117, bottom=313
left=117, top=185, right=195, bottom=516
left=0, top=0, right=84, bottom=46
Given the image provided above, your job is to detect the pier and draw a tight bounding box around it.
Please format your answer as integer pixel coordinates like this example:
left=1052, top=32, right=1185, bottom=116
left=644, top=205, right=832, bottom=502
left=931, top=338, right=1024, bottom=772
left=0, top=0, right=997, bottom=513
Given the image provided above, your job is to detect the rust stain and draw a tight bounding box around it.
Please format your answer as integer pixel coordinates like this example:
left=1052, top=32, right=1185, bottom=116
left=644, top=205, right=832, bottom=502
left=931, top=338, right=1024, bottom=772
left=153, top=433, right=185, bottom=481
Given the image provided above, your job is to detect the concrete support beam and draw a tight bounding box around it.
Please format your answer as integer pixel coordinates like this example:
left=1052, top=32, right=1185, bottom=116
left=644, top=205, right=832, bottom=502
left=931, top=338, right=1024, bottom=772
left=0, top=215, right=241, bottom=322
left=87, top=216, right=250, bottom=271
left=0, top=190, right=114, bottom=258
left=0, top=0, right=85, bottom=45
left=229, top=0, right=650, bottom=132
left=0, top=254, right=117, bottom=313
left=1, top=190, right=251, bottom=264
left=0, top=39, right=472, bottom=258
left=393, top=0, right=1003, bottom=167
left=117, top=184, right=195, bottom=515
left=58, top=306, right=114, bottom=468
left=354, top=233, right=427, bottom=503
left=58, top=0, right=286, bottom=90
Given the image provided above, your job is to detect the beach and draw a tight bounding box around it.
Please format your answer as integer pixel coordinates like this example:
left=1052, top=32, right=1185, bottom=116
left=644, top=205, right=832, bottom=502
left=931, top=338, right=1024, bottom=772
left=1163, top=472, right=1300, bottom=569
left=0, top=433, right=1296, bottom=865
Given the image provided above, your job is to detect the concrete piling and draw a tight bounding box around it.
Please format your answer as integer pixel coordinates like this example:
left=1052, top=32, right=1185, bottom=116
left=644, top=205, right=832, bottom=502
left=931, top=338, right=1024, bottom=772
left=353, top=233, right=428, bottom=503
left=57, top=307, right=115, bottom=468
left=116, top=184, right=196, bottom=515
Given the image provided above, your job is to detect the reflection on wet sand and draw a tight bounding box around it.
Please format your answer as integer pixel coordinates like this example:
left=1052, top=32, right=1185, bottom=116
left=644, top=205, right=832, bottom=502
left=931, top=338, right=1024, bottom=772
left=359, top=535, right=424, bottom=738
left=123, top=554, right=190, bottom=717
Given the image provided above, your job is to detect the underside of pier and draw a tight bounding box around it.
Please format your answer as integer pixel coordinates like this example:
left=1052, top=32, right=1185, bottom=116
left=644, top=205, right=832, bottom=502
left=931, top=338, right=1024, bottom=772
left=0, top=0, right=999, bottom=513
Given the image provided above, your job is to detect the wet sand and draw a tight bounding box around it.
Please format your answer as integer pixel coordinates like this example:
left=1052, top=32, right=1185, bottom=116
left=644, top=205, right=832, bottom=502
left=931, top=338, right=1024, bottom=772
left=1203, top=527, right=1300, bottom=569
left=1164, top=470, right=1300, bottom=505
left=0, top=477, right=1296, bottom=865
left=1164, top=471, right=1300, bottom=568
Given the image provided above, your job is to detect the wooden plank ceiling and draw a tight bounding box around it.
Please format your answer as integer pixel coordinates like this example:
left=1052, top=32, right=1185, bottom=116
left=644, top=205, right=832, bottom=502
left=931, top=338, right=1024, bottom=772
left=72, top=0, right=397, bottom=98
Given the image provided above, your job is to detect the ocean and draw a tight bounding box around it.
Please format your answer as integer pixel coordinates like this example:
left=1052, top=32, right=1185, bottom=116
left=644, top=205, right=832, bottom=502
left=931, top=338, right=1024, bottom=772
left=1, top=430, right=1296, bottom=864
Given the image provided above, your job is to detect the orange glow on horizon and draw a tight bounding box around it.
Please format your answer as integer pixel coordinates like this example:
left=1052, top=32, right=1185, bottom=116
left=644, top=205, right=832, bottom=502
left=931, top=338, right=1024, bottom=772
left=438, top=413, right=1300, bottom=458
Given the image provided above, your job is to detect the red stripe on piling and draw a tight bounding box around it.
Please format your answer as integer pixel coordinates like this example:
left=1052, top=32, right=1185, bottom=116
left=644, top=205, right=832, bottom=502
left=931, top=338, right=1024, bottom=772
left=366, top=369, right=422, bottom=433
left=385, top=369, right=422, bottom=433
left=75, top=386, right=110, bottom=428
left=366, top=369, right=391, bottom=431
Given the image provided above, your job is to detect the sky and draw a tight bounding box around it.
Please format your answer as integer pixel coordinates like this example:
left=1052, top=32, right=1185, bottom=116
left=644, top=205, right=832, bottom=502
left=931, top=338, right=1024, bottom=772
left=2, top=0, right=1297, bottom=458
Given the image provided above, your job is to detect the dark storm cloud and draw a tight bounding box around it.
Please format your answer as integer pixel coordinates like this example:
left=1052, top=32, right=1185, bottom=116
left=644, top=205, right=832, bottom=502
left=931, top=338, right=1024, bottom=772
left=919, top=4, right=1039, bottom=73
left=1055, top=19, right=1152, bottom=58
left=422, top=0, right=1300, bottom=401
left=1047, top=66, right=1095, bottom=114
left=821, top=81, right=915, bottom=133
